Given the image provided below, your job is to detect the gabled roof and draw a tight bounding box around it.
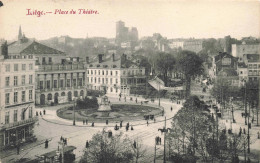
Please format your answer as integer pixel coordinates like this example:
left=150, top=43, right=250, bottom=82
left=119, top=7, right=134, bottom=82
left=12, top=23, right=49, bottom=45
left=214, top=52, right=235, bottom=63
left=8, top=40, right=65, bottom=55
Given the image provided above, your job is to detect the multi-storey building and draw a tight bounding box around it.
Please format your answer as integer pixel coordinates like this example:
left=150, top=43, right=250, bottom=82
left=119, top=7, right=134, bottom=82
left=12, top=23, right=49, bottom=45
left=231, top=42, right=260, bottom=60
left=8, top=27, right=87, bottom=105
left=242, top=54, right=260, bottom=82
left=0, top=42, right=37, bottom=150
left=86, top=54, right=146, bottom=96
left=237, top=62, right=248, bottom=86
left=116, top=21, right=138, bottom=45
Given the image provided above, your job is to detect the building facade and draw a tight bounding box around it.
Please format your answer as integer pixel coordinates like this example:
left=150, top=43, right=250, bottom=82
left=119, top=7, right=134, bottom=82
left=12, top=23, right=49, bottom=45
left=86, top=54, right=146, bottom=96
left=0, top=44, right=37, bottom=149
left=231, top=43, right=260, bottom=60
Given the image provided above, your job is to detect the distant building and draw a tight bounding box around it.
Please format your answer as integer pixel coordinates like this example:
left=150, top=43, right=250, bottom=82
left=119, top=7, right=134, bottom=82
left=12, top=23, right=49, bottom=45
left=237, top=62, right=248, bottom=86
left=214, top=52, right=238, bottom=75
left=116, top=21, right=138, bottom=45
left=0, top=41, right=37, bottom=150
left=231, top=42, right=260, bottom=60
left=86, top=54, right=146, bottom=96
left=183, top=39, right=203, bottom=53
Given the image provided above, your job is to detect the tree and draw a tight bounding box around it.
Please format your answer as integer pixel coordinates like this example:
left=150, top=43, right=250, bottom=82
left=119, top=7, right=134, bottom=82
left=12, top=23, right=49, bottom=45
left=154, top=52, right=176, bottom=86
left=80, top=130, right=146, bottom=163
left=177, top=50, right=204, bottom=98
left=131, top=138, right=146, bottom=163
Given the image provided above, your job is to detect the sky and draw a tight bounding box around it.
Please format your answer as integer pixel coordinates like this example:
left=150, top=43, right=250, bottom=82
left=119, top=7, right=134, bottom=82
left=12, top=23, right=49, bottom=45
left=0, top=0, right=259, bottom=40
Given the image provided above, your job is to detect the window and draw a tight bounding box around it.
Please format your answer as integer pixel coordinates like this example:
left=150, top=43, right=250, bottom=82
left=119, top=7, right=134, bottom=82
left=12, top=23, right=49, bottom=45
left=102, top=70, right=104, bottom=75
left=22, top=64, right=26, bottom=70
left=67, top=79, right=71, bottom=87
left=73, top=79, right=76, bottom=87
left=29, top=90, right=33, bottom=100
left=79, top=78, right=82, bottom=86
left=5, top=93, right=10, bottom=104
left=116, top=71, right=118, bottom=76
left=46, top=80, right=51, bottom=89
left=123, top=71, right=125, bottom=75
left=95, top=70, right=96, bottom=75
left=14, top=76, right=18, bottom=86
left=111, top=71, right=113, bottom=75
left=21, top=108, right=25, bottom=120
left=14, top=92, right=18, bottom=103
left=54, top=80, right=58, bottom=88
left=110, top=78, right=112, bottom=84
left=106, top=70, right=108, bottom=75
left=5, top=112, right=9, bottom=124
left=42, top=57, right=46, bottom=64
left=29, top=75, right=33, bottom=84
left=240, top=71, right=243, bottom=74
left=5, top=64, right=10, bottom=72
left=91, top=77, right=93, bottom=83
left=14, top=64, right=18, bottom=71
left=91, top=70, right=93, bottom=74
left=36, top=57, right=40, bottom=65
left=14, top=110, right=18, bottom=122
left=87, top=70, right=89, bottom=74
left=94, top=77, right=96, bottom=83
left=49, top=57, right=52, bottom=63
left=106, top=78, right=108, bottom=84
left=98, top=70, right=100, bottom=75
left=22, top=75, right=26, bottom=85
left=253, top=64, right=257, bottom=69
left=5, top=77, right=10, bottom=86
left=29, top=63, right=33, bottom=70
left=29, top=107, right=33, bottom=118
left=102, top=78, right=104, bottom=84
left=98, top=78, right=100, bottom=83
left=60, top=79, right=64, bottom=88
left=248, top=64, right=252, bottom=69
left=116, top=79, right=118, bottom=84
left=40, top=81, right=44, bottom=89
left=22, top=91, right=26, bottom=102
left=110, top=87, right=113, bottom=92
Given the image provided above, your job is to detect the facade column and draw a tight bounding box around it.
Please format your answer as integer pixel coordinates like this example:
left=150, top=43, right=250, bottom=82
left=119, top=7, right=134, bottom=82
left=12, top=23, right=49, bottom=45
left=65, top=73, right=67, bottom=89
left=51, top=74, right=54, bottom=89
left=58, top=74, right=60, bottom=89
left=44, top=74, right=47, bottom=90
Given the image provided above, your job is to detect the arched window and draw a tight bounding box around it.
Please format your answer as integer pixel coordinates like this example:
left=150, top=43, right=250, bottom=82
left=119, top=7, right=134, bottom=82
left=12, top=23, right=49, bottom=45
left=47, top=93, right=52, bottom=100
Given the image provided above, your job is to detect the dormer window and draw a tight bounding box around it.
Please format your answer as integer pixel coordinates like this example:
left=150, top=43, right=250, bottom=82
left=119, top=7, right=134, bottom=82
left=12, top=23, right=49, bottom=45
left=97, top=64, right=100, bottom=67
left=90, top=64, right=93, bottom=67
left=113, top=65, right=117, bottom=68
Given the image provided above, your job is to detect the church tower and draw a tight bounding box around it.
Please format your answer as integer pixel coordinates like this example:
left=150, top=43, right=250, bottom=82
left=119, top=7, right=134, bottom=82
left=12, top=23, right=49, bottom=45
left=18, top=25, right=22, bottom=40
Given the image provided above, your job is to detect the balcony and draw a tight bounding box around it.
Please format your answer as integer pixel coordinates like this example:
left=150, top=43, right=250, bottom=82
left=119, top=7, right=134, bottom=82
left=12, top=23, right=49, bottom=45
left=37, top=64, right=85, bottom=72
left=1, top=117, right=38, bottom=130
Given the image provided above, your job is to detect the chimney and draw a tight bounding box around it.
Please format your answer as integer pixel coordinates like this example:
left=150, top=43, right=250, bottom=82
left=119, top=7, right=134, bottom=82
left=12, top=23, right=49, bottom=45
left=1, top=41, right=8, bottom=59
left=86, top=56, right=89, bottom=63
left=112, top=53, right=115, bottom=61
left=98, top=54, right=103, bottom=63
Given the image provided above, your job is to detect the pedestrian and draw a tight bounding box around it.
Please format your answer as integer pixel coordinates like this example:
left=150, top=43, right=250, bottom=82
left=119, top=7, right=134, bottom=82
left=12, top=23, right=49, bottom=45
left=240, top=127, right=242, bottom=133
left=60, top=136, right=63, bottom=141
left=136, top=98, right=137, bottom=103
left=120, top=121, right=123, bottom=128
left=43, top=109, right=46, bottom=115
left=115, top=124, right=118, bottom=130
left=86, top=119, right=88, bottom=125
left=147, top=120, right=149, bottom=126
left=17, top=142, right=20, bottom=155
left=92, top=122, right=94, bottom=127
left=64, top=138, right=67, bottom=145
left=243, top=128, right=246, bottom=134
left=45, top=139, right=49, bottom=148
left=126, top=125, right=128, bottom=131
left=106, top=120, right=108, bottom=125
left=171, top=106, right=173, bottom=112
left=119, top=97, right=121, bottom=101
left=40, top=111, right=42, bottom=116
left=159, top=137, right=161, bottom=145
left=131, top=125, right=134, bottom=130
left=86, top=140, right=89, bottom=148
left=83, top=120, right=85, bottom=125
left=124, top=96, right=126, bottom=102
left=154, top=118, right=156, bottom=123
left=156, top=137, right=159, bottom=145
left=36, top=111, right=38, bottom=116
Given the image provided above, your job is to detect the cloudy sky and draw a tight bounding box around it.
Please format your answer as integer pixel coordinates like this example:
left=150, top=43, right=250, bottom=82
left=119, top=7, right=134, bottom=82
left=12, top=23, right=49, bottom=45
left=0, top=0, right=259, bottom=40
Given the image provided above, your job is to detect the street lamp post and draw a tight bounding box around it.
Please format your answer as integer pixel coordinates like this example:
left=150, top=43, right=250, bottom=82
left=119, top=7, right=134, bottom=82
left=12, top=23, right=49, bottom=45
left=73, top=98, right=76, bottom=125
left=158, top=116, right=167, bottom=163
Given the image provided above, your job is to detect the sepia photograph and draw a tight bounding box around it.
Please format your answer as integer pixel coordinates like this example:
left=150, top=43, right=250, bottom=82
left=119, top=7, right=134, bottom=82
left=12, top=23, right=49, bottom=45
left=0, top=0, right=259, bottom=162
